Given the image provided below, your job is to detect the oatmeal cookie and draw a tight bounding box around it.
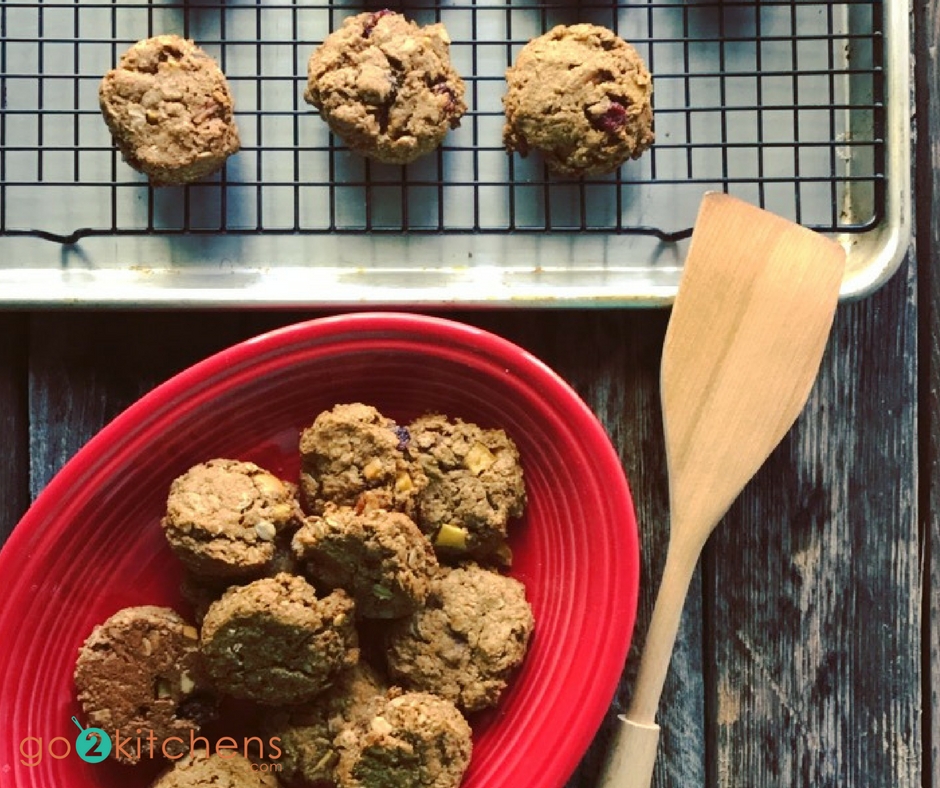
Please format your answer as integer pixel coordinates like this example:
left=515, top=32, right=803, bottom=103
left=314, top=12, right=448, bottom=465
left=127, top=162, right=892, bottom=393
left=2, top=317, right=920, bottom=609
left=180, top=535, right=301, bottom=626
left=74, top=606, right=216, bottom=764
left=150, top=751, right=279, bottom=788
left=304, top=11, right=466, bottom=164
left=162, top=459, right=301, bottom=580
left=503, top=24, right=654, bottom=176
left=386, top=563, right=534, bottom=712
left=260, top=662, right=387, bottom=786
left=299, top=403, right=424, bottom=516
left=334, top=691, right=472, bottom=788
left=200, top=573, right=359, bottom=705
left=408, top=414, right=525, bottom=561
left=99, top=35, right=240, bottom=185
left=292, top=505, right=438, bottom=618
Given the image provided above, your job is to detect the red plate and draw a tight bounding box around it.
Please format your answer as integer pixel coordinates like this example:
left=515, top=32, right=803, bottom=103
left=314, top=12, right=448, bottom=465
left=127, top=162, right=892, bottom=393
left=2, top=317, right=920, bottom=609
left=0, top=312, right=639, bottom=788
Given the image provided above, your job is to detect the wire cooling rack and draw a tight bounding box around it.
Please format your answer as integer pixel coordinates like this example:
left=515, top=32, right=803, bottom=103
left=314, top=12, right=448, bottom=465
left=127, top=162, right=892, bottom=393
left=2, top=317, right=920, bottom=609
left=0, top=0, right=905, bottom=305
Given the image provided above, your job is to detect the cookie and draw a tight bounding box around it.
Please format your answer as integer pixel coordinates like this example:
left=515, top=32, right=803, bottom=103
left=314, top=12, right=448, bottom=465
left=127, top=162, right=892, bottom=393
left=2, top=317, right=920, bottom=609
left=304, top=11, right=467, bottom=164
left=386, top=563, right=534, bottom=712
left=334, top=691, right=472, bottom=788
left=292, top=505, right=438, bottom=618
left=298, top=403, right=425, bottom=517
left=260, top=662, right=387, bottom=786
left=200, top=573, right=359, bottom=705
left=74, top=606, right=216, bottom=764
left=503, top=24, right=654, bottom=176
left=408, top=414, right=525, bottom=562
left=180, top=535, right=301, bottom=626
left=150, top=751, right=279, bottom=788
left=99, top=35, right=240, bottom=185
left=162, top=459, right=301, bottom=580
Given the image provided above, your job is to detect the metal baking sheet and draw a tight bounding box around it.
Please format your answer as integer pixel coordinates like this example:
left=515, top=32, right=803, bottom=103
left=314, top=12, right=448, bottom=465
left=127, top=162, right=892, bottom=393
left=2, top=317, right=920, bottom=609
left=0, top=0, right=910, bottom=306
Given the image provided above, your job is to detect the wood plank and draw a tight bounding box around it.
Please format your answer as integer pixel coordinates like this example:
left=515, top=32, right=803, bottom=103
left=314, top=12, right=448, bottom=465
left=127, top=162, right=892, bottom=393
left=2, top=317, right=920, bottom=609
left=707, top=259, right=920, bottom=786
left=918, top=0, right=940, bottom=783
left=0, top=313, right=29, bottom=546
left=27, top=311, right=308, bottom=494
left=459, top=311, right=707, bottom=788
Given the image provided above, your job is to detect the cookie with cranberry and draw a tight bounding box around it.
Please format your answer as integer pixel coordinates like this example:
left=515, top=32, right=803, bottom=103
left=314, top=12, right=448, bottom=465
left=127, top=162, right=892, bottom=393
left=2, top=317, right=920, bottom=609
left=503, top=24, right=653, bottom=176
left=298, top=403, right=424, bottom=517
left=304, top=11, right=466, bottom=164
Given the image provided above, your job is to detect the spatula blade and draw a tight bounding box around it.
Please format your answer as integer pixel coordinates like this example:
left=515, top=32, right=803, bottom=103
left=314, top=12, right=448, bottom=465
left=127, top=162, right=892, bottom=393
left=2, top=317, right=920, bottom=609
left=661, top=192, right=846, bottom=536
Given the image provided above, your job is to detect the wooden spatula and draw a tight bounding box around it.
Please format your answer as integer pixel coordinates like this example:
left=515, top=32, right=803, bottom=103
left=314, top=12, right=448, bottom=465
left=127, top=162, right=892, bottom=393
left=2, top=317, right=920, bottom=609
left=598, top=192, right=846, bottom=788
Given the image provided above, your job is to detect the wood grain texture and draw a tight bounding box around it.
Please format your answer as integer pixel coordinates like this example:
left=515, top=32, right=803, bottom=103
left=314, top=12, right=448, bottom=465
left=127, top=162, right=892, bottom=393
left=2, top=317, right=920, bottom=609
left=0, top=313, right=29, bottom=545
left=659, top=194, right=844, bottom=544
left=26, top=311, right=309, bottom=494
left=918, top=0, right=940, bottom=783
left=708, top=258, right=920, bottom=787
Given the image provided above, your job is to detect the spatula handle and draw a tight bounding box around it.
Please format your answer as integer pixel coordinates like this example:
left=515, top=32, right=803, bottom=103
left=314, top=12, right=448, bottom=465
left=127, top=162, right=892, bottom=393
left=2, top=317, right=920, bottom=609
left=597, top=716, right=660, bottom=788
left=597, top=540, right=703, bottom=788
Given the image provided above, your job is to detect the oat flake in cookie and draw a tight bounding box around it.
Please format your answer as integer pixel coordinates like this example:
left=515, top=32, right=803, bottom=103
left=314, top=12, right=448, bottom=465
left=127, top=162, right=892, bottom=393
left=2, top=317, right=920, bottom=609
left=304, top=11, right=467, bottom=164
left=503, top=23, right=654, bottom=177
left=200, top=573, right=359, bottom=705
left=74, top=606, right=216, bottom=764
left=99, top=35, right=240, bottom=185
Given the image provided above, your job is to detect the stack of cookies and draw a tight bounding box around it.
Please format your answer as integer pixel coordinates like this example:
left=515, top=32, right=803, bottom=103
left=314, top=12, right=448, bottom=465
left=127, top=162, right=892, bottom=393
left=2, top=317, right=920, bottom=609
left=73, top=402, right=535, bottom=788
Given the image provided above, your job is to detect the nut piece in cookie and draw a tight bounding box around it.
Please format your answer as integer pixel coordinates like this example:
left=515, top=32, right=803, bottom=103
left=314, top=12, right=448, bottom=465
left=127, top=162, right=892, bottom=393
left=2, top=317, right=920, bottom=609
left=304, top=11, right=467, bottom=164
left=386, top=563, right=534, bottom=712
left=260, top=662, right=387, bottom=787
left=408, top=414, right=526, bottom=562
left=292, top=505, right=439, bottom=618
left=150, top=750, right=279, bottom=788
left=74, top=606, right=216, bottom=764
left=162, top=459, right=301, bottom=580
left=334, top=690, right=472, bottom=788
left=99, top=35, right=240, bottom=186
left=299, top=403, right=424, bottom=516
left=503, top=23, right=654, bottom=177
left=200, top=573, right=359, bottom=705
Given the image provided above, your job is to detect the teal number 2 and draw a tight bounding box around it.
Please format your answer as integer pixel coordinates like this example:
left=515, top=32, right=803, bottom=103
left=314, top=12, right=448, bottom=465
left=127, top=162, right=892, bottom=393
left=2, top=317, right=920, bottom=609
left=71, top=716, right=112, bottom=763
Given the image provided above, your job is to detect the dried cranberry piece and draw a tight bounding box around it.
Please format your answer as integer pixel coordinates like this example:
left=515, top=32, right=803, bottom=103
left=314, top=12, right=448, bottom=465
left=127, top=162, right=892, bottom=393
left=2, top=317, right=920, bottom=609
left=393, top=425, right=411, bottom=451
left=595, top=101, right=628, bottom=134
left=432, top=81, right=460, bottom=119
left=363, top=9, right=394, bottom=37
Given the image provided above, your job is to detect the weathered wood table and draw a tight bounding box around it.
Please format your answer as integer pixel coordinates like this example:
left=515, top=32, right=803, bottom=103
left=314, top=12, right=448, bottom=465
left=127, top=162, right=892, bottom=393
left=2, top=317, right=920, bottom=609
left=0, top=10, right=935, bottom=788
